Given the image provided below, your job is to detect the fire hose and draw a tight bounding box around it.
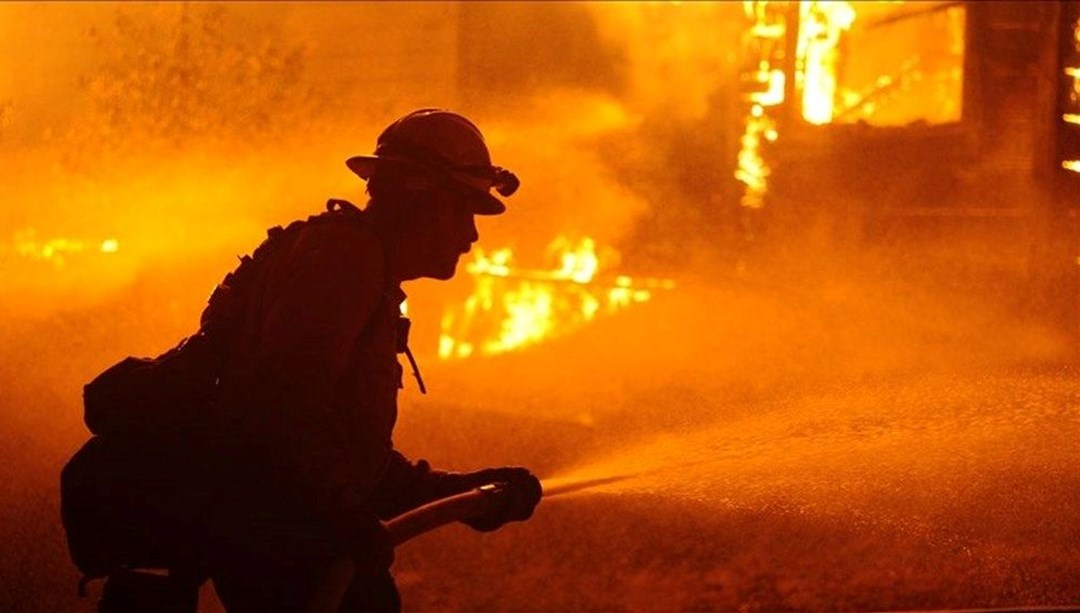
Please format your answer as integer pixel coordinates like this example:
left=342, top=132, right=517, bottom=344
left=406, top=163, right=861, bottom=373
left=303, top=476, right=1080, bottom=613
left=304, top=475, right=629, bottom=613
left=304, top=483, right=509, bottom=613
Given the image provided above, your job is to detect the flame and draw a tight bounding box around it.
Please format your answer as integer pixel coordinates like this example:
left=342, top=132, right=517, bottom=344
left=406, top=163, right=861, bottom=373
left=439, top=237, right=674, bottom=360
left=1063, top=15, right=1079, bottom=173
left=734, top=2, right=787, bottom=209
left=9, top=228, right=119, bottom=267
left=1067, top=17, right=1079, bottom=108
left=735, top=104, right=778, bottom=210
left=795, top=1, right=856, bottom=125
left=736, top=1, right=972, bottom=206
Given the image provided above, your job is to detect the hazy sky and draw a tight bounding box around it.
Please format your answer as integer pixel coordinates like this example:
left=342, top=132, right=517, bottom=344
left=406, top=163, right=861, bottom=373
left=0, top=2, right=464, bottom=138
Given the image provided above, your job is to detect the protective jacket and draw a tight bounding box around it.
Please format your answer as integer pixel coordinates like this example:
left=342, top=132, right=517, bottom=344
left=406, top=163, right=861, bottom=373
left=63, top=203, right=504, bottom=612
left=211, top=206, right=450, bottom=547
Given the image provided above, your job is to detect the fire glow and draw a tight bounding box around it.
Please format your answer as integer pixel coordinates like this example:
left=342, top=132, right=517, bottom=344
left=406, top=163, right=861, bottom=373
left=734, top=1, right=857, bottom=209
left=795, top=1, right=856, bottom=125
left=734, top=1, right=967, bottom=206
left=9, top=228, right=120, bottom=267
left=734, top=1, right=787, bottom=210
left=1065, top=17, right=1080, bottom=174
left=438, top=237, right=674, bottom=360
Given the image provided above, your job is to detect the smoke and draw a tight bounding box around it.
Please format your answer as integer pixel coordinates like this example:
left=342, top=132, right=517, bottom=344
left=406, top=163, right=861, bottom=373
left=1, top=3, right=712, bottom=316
left=0, top=4, right=1077, bottom=612
left=2, top=0, right=1071, bottom=481
left=469, top=91, right=648, bottom=261
left=585, top=2, right=744, bottom=122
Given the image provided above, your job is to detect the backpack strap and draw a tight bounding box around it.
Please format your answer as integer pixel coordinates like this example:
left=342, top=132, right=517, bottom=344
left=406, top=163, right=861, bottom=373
left=200, top=199, right=368, bottom=338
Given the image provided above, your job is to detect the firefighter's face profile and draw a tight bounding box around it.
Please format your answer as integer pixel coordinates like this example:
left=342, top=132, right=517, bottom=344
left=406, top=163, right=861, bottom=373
left=409, top=182, right=481, bottom=280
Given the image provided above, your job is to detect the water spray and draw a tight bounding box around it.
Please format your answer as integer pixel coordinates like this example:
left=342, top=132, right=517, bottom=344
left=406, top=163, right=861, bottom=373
left=540, top=474, right=638, bottom=499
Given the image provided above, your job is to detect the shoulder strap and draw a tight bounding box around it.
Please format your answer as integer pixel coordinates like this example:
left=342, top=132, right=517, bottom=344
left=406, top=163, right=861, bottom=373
left=199, top=199, right=369, bottom=338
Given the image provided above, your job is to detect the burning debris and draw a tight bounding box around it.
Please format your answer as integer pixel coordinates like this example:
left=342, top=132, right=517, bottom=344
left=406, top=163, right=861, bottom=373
left=437, top=236, right=675, bottom=360
left=7, top=228, right=119, bottom=268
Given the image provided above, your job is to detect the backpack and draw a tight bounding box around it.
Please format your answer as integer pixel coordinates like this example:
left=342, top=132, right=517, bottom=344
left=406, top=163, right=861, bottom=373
left=60, top=200, right=366, bottom=581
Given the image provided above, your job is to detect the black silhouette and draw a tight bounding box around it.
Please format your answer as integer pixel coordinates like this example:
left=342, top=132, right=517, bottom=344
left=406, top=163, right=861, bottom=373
left=61, top=109, right=542, bottom=612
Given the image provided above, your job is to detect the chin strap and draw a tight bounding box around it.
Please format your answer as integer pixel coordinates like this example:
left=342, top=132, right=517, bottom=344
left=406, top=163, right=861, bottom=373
left=396, top=316, right=427, bottom=394
left=403, top=345, right=427, bottom=395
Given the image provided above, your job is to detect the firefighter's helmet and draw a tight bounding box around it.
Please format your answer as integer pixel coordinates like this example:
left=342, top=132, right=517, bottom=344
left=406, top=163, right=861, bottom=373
left=346, top=109, right=519, bottom=215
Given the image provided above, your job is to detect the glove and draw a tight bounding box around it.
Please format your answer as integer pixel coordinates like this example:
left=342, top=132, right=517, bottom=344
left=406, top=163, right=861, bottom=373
left=457, top=467, right=542, bottom=532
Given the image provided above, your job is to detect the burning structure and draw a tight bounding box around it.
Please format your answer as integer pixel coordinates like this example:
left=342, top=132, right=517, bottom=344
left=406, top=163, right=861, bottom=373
left=731, top=2, right=1078, bottom=348
left=429, top=1, right=1079, bottom=361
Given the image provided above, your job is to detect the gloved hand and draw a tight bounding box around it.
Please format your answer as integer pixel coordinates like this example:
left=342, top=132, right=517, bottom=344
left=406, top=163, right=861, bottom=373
left=458, top=467, right=542, bottom=532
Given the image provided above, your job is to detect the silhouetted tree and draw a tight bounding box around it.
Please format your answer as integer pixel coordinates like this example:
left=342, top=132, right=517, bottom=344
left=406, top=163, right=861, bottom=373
left=67, top=4, right=322, bottom=164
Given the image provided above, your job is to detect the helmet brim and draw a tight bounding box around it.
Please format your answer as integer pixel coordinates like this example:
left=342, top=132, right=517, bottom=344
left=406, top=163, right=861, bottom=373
left=346, top=155, right=507, bottom=216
